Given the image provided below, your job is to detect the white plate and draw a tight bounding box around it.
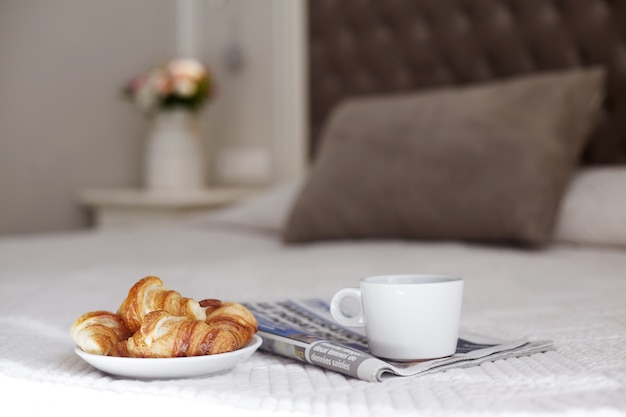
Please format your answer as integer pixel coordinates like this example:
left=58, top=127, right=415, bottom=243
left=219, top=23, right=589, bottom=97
left=74, top=334, right=263, bottom=379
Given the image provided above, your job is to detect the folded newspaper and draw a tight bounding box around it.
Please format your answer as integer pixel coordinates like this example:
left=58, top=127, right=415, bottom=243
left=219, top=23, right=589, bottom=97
left=242, top=298, right=554, bottom=382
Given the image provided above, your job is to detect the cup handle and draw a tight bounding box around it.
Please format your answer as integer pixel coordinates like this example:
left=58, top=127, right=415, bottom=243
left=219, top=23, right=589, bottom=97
left=330, top=287, right=364, bottom=327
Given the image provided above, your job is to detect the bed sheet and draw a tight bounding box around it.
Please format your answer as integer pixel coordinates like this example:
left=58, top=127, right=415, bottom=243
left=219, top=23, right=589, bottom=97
left=0, top=220, right=625, bottom=416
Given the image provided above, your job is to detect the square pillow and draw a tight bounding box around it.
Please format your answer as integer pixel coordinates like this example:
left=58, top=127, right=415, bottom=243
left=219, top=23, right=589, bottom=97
left=283, top=67, right=605, bottom=246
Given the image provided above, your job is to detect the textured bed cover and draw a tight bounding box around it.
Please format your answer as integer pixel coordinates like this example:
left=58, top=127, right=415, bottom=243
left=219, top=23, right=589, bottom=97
left=0, top=220, right=625, bottom=416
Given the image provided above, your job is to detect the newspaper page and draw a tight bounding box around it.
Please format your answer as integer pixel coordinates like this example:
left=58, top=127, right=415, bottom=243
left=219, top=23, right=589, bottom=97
left=242, top=298, right=554, bottom=382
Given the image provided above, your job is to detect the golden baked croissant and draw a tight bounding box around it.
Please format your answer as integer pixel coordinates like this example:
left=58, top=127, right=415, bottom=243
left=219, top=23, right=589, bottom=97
left=202, top=300, right=258, bottom=348
left=70, top=310, right=132, bottom=355
left=117, top=276, right=206, bottom=333
left=116, top=310, right=252, bottom=358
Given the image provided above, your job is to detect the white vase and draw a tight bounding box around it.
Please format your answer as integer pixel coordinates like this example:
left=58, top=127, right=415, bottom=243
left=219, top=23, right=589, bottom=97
left=144, top=109, right=205, bottom=190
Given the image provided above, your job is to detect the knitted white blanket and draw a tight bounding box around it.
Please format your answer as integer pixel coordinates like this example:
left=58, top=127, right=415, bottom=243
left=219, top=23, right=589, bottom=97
left=0, top=222, right=625, bottom=417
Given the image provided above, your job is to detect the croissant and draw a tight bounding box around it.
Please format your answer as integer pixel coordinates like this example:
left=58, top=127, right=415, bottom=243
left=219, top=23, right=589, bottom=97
left=117, top=276, right=206, bottom=333
left=70, top=310, right=132, bottom=355
left=203, top=300, right=258, bottom=348
left=118, top=310, right=252, bottom=358
left=108, top=339, right=131, bottom=357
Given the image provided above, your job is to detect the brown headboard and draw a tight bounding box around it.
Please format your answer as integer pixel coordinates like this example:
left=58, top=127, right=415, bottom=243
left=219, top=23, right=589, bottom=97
left=308, top=0, right=626, bottom=164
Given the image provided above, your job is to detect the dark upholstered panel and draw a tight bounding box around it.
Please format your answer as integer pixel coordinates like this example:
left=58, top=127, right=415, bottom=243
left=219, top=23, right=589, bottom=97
left=308, top=0, right=626, bottom=164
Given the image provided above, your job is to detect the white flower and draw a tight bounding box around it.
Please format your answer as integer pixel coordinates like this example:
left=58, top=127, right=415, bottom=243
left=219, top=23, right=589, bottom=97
left=167, top=58, right=207, bottom=81
left=133, top=68, right=168, bottom=113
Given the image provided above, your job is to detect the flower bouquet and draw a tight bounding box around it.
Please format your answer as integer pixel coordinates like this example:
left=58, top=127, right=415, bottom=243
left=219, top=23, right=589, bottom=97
left=123, top=58, right=214, bottom=116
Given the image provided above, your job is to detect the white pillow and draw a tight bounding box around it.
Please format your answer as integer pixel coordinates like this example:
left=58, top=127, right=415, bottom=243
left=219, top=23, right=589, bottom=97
left=196, top=181, right=300, bottom=233
left=554, top=167, right=626, bottom=248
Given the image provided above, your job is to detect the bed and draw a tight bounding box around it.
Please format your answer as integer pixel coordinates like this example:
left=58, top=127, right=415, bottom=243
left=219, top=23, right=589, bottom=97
left=2, top=0, right=626, bottom=416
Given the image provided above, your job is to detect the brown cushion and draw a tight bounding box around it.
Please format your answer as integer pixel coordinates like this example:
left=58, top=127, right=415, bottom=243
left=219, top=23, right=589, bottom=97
left=283, top=67, right=606, bottom=246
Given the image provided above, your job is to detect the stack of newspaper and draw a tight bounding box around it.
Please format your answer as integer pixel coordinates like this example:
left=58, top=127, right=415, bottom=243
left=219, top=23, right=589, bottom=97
left=242, top=298, right=554, bottom=382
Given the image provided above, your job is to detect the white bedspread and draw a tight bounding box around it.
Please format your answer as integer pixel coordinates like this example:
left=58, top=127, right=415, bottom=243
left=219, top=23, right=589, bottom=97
left=1, top=218, right=625, bottom=416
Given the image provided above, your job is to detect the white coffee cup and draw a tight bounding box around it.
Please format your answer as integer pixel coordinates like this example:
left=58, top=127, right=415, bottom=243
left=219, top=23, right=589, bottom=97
left=330, top=274, right=464, bottom=361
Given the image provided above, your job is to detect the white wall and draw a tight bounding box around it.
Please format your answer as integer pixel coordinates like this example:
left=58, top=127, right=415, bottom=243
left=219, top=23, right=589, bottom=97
left=200, top=0, right=307, bottom=185
left=0, top=0, right=306, bottom=235
left=200, top=0, right=277, bottom=184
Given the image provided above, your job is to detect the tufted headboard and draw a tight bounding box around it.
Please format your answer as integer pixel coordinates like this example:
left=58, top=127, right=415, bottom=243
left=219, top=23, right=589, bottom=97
left=307, top=0, right=626, bottom=164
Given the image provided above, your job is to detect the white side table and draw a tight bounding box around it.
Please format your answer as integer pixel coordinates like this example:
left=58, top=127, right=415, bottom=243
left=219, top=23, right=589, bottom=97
left=78, top=187, right=255, bottom=229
